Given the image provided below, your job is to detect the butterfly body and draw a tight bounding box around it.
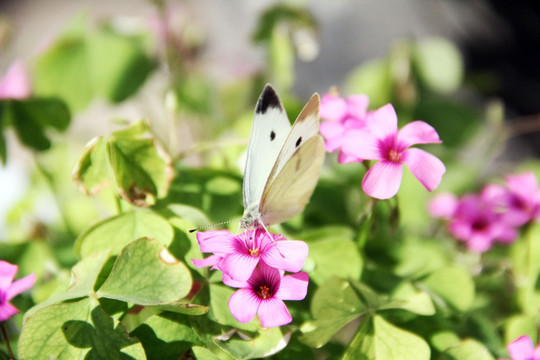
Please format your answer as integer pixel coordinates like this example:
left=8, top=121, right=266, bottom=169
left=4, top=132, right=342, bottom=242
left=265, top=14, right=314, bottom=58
left=240, top=84, right=325, bottom=230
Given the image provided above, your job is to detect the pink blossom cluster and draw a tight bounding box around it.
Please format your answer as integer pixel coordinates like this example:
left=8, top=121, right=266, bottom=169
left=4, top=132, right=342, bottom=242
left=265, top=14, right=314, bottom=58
left=319, top=93, right=445, bottom=199
left=193, top=229, right=309, bottom=328
left=429, top=172, right=540, bottom=253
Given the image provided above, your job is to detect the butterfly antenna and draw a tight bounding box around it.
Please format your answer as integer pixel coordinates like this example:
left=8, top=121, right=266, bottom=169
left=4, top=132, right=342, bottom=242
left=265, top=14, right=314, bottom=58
left=189, top=219, right=241, bottom=233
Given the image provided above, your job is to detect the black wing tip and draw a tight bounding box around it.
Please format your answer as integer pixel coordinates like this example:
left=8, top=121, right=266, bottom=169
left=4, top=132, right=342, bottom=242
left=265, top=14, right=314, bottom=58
left=255, top=84, right=282, bottom=114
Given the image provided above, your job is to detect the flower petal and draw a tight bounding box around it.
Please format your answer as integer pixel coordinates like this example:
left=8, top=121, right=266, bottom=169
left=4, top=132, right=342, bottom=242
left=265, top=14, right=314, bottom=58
left=219, top=253, right=260, bottom=282
left=0, top=60, right=32, bottom=100
left=428, top=193, right=458, bottom=219
left=0, top=261, right=18, bottom=292
left=6, top=273, right=35, bottom=301
left=402, top=148, right=446, bottom=192
left=508, top=335, right=535, bottom=360
left=362, top=161, right=403, bottom=199
left=341, top=129, right=382, bottom=160
left=320, top=94, right=347, bottom=122
left=0, top=302, right=19, bottom=322
left=345, top=94, right=369, bottom=119
left=228, top=288, right=260, bottom=324
left=365, top=104, right=398, bottom=139
left=222, top=273, right=248, bottom=288
left=337, top=151, right=363, bottom=164
left=257, top=297, right=292, bottom=328
left=466, top=234, right=494, bottom=253
left=262, top=240, right=308, bottom=273
left=192, top=254, right=222, bottom=269
left=397, top=121, right=442, bottom=148
left=276, top=272, right=309, bottom=301
left=320, top=121, right=345, bottom=152
left=196, top=230, right=237, bottom=254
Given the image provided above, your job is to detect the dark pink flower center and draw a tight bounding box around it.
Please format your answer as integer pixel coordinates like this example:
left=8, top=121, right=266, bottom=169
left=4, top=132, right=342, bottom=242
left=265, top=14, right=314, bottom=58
left=472, top=218, right=489, bottom=232
left=256, top=285, right=273, bottom=299
left=249, top=247, right=260, bottom=257
left=380, top=135, right=404, bottom=163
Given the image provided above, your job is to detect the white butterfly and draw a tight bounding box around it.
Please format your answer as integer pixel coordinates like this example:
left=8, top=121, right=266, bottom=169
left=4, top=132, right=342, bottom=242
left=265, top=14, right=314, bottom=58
left=240, top=84, right=325, bottom=231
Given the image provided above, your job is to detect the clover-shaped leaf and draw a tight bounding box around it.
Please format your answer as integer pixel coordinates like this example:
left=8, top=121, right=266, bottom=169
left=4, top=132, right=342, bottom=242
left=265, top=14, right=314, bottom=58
left=97, top=238, right=192, bottom=305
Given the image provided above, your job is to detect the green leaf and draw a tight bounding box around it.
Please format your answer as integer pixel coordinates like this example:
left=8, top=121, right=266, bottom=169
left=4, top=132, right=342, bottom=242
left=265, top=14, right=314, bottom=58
left=440, top=339, right=495, bottom=360
left=75, top=210, right=174, bottom=258
left=504, top=314, right=537, bottom=344
left=72, top=136, right=111, bottom=195
left=87, top=29, right=154, bottom=103
left=345, top=59, right=392, bottom=109
left=148, top=301, right=209, bottom=316
left=33, top=34, right=93, bottom=110
left=0, top=98, right=70, bottom=152
left=372, top=315, right=430, bottom=360
left=422, top=266, right=475, bottom=312
left=388, top=282, right=436, bottom=316
left=33, top=25, right=154, bottom=111
left=19, top=297, right=145, bottom=359
left=300, top=277, right=365, bottom=348
left=25, top=250, right=111, bottom=317
left=97, top=238, right=192, bottom=305
left=192, top=346, right=221, bottom=360
left=304, top=227, right=362, bottom=285
left=392, top=235, right=450, bottom=279
left=73, top=120, right=173, bottom=207
left=413, top=37, right=463, bottom=94
left=216, top=327, right=292, bottom=359
left=131, top=312, right=203, bottom=360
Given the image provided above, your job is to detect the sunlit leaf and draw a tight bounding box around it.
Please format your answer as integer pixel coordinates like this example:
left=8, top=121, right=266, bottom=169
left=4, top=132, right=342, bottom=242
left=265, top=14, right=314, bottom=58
left=19, top=297, right=145, bottom=359
left=422, top=266, right=475, bottom=312
left=300, top=277, right=365, bottom=348
left=440, top=339, right=494, bottom=360
left=75, top=210, right=174, bottom=258
left=97, top=238, right=192, bottom=305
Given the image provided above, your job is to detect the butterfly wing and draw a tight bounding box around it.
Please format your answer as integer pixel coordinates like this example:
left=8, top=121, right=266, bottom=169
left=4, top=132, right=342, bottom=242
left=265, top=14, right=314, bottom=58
left=259, top=93, right=325, bottom=225
left=264, top=93, right=321, bottom=188
left=260, top=135, right=325, bottom=226
left=243, top=84, right=291, bottom=212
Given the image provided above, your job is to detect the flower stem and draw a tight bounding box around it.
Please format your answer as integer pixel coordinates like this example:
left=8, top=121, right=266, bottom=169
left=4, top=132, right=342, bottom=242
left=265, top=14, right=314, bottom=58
left=0, top=323, right=15, bottom=360
left=34, top=155, right=76, bottom=239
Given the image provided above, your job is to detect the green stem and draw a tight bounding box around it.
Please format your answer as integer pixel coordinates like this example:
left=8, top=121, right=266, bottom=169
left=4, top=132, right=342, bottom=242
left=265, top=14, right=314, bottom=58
left=114, top=195, right=123, bottom=215
left=0, top=323, right=15, bottom=360
left=34, top=155, right=76, bottom=239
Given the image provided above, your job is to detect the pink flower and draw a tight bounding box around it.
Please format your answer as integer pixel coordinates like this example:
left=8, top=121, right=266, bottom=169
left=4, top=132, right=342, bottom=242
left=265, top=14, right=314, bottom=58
left=507, top=335, right=540, bottom=360
left=319, top=93, right=370, bottom=164
left=341, top=104, right=446, bottom=199
left=0, top=60, right=32, bottom=100
left=448, top=193, right=517, bottom=253
left=193, top=229, right=308, bottom=281
left=225, top=262, right=308, bottom=327
left=0, top=260, right=35, bottom=322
